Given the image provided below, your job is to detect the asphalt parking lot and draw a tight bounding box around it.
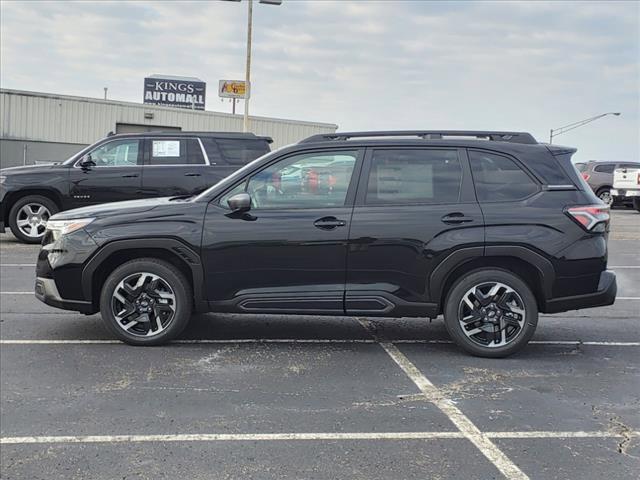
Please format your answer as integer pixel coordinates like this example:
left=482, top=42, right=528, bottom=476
left=0, top=209, right=638, bottom=479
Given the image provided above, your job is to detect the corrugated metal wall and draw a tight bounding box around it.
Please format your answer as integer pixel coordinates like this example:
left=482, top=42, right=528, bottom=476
left=0, top=89, right=337, bottom=149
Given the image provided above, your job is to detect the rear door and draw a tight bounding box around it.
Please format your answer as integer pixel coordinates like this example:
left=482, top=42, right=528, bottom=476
left=345, top=147, right=483, bottom=316
left=141, top=137, right=212, bottom=198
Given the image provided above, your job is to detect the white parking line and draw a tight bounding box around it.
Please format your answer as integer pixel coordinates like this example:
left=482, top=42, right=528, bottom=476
left=2, top=430, right=636, bottom=445
left=358, top=319, right=528, bottom=480
left=1, top=339, right=639, bottom=346
left=0, top=264, right=35, bottom=267
left=0, top=292, right=33, bottom=295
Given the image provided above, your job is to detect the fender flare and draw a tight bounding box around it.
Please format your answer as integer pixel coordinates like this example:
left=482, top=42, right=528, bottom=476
left=429, top=245, right=554, bottom=303
left=81, top=238, right=205, bottom=307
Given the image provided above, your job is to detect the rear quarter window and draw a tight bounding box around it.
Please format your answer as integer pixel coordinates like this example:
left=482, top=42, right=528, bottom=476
left=217, top=139, right=271, bottom=166
left=593, top=164, right=615, bottom=174
left=469, top=150, right=539, bottom=202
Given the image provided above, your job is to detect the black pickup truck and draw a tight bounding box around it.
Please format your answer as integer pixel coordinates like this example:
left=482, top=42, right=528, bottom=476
left=0, top=132, right=272, bottom=243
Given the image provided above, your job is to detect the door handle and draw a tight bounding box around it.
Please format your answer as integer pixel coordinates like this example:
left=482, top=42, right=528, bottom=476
left=441, top=213, right=474, bottom=224
left=314, top=216, right=347, bottom=230
left=184, top=173, right=201, bottom=177
left=121, top=174, right=139, bottom=178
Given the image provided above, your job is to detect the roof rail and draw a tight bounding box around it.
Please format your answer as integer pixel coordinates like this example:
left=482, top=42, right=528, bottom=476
left=299, top=130, right=538, bottom=145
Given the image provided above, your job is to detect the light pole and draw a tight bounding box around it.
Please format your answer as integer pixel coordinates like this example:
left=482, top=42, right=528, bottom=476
left=549, top=112, right=621, bottom=144
left=227, top=0, right=282, bottom=132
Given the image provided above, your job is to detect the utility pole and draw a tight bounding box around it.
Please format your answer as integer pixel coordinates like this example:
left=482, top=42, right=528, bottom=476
left=243, top=0, right=253, bottom=132
left=103, top=87, right=108, bottom=100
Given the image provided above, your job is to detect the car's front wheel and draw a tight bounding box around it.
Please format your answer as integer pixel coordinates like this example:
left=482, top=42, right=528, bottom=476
left=443, top=269, right=538, bottom=357
left=8, top=195, right=59, bottom=244
left=100, top=258, right=192, bottom=346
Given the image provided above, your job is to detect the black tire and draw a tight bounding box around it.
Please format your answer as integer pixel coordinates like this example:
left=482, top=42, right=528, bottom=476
left=99, top=258, right=192, bottom=346
left=596, top=187, right=613, bottom=206
left=443, top=268, right=538, bottom=358
left=8, top=195, right=59, bottom=244
left=634, top=198, right=640, bottom=213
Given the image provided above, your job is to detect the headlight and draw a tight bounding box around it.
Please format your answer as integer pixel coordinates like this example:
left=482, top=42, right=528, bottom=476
left=46, top=218, right=95, bottom=236
left=0, top=175, right=6, bottom=184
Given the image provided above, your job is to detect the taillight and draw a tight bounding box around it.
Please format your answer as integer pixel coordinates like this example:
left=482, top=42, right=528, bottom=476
left=637, top=173, right=640, bottom=185
left=581, top=173, right=591, bottom=181
left=565, top=205, right=610, bottom=232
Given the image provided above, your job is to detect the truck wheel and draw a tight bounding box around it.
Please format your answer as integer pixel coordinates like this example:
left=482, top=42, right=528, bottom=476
left=8, top=195, right=59, bottom=244
left=596, top=188, right=613, bottom=206
left=443, top=269, right=538, bottom=358
left=100, top=258, right=192, bottom=346
left=634, top=198, right=640, bottom=212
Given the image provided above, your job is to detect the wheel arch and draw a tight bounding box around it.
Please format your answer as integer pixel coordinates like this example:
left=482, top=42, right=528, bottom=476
left=432, top=246, right=553, bottom=314
left=3, top=188, right=63, bottom=224
left=81, top=238, right=206, bottom=312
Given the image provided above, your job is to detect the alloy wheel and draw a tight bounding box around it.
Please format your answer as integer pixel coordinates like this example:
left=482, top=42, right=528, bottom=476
left=458, top=281, right=526, bottom=348
left=111, top=272, right=176, bottom=337
left=16, top=203, right=51, bottom=238
left=599, top=191, right=613, bottom=206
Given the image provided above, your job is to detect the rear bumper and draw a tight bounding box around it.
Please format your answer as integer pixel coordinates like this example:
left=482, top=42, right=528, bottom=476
left=35, top=277, right=96, bottom=314
left=611, top=188, right=640, bottom=197
left=543, top=270, right=616, bottom=314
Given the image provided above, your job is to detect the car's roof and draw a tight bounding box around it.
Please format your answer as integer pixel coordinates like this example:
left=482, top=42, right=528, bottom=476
left=104, top=131, right=273, bottom=143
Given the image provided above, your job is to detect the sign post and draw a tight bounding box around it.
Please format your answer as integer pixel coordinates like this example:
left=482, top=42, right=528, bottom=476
left=218, top=80, right=249, bottom=116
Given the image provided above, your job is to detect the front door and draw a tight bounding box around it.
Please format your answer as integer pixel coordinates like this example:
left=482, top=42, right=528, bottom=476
left=345, top=147, right=484, bottom=317
left=68, top=138, right=143, bottom=208
left=201, top=149, right=363, bottom=313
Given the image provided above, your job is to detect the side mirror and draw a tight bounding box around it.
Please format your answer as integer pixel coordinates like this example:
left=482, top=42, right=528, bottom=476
left=79, top=154, right=96, bottom=168
left=227, top=193, right=251, bottom=213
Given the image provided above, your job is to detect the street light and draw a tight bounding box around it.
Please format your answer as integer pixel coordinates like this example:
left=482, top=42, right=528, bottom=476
left=549, top=112, right=621, bottom=144
left=226, top=0, right=283, bottom=132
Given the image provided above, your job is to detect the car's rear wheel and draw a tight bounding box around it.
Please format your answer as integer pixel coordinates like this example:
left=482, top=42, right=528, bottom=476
left=596, top=187, right=613, bottom=206
left=99, top=258, right=192, bottom=346
left=8, top=195, right=58, bottom=244
left=443, top=269, right=538, bottom=357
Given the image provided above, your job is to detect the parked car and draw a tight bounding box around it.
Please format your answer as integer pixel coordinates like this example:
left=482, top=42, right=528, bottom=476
left=611, top=165, right=640, bottom=211
left=0, top=132, right=272, bottom=243
left=576, top=160, right=640, bottom=206
left=35, top=130, right=616, bottom=357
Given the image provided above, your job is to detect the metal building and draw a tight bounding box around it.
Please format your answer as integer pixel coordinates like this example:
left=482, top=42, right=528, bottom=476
left=0, top=89, right=338, bottom=169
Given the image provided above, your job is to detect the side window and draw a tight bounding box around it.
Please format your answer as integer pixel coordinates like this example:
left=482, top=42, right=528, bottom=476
left=469, top=151, right=539, bottom=202
left=149, top=139, right=187, bottom=165
left=186, top=139, right=206, bottom=164
left=365, top=149, right=462, bottom=205
left=243, top=151, right=358, bottom=209
left=217, top=139, right=271, bottom=165
left=593, top=164, right=615, bottom=174
left=88, top=139, right=140, bottom=167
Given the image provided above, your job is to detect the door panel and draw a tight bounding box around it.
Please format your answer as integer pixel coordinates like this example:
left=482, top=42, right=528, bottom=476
left=140, top=138, right=215, bottom=198
left=345, top=147, right=483, bottom=317
left=68, top=138, right=142, bottom=208
left=201, top=149, right=363, bottom=313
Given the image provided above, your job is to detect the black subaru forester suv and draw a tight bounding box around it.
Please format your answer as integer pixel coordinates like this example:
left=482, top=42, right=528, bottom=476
left=35, top=131, right=616, bottom=357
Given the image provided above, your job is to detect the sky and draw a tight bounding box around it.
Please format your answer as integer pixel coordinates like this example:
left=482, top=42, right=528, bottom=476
left=1, top=0, right=638, bottom=162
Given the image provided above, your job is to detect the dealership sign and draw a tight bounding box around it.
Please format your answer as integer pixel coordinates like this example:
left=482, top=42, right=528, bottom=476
left=143, top=75, right=206, bottom=110
left=218, top=80, right=249, bottom=99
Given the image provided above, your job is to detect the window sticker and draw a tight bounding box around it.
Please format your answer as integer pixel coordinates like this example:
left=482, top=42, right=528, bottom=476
left=153, top=140, right=180, bottom=157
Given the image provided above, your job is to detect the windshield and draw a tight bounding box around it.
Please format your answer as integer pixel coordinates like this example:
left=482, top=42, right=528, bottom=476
left=193, top=148, right=283, bottom=201
left=62, top=143, right=95, bottom=165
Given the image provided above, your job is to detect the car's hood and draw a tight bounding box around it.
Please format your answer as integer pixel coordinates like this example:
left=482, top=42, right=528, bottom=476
left=50, top=197, right=185, bottom=221
left=1, top=164, right=63, bottom=175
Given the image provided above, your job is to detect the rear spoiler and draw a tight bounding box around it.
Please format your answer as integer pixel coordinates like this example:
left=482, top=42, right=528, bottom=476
left=546, top=144, right=577, bottom=157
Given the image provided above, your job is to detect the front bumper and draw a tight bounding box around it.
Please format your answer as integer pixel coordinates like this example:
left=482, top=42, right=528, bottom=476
left=543, top=270, right=616, bottom=314
left=35, top=277, right=96, bottom=314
